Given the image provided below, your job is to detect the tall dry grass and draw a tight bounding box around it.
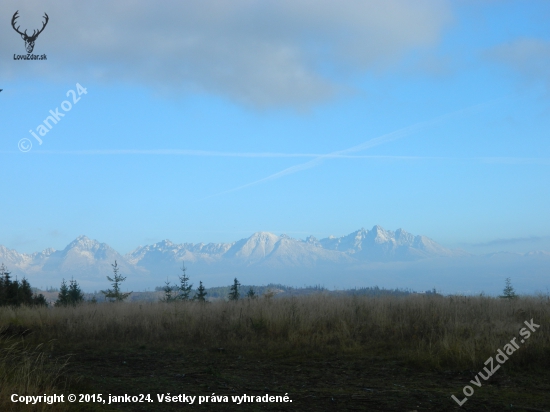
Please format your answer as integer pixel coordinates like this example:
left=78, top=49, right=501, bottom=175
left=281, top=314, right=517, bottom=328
left=0, top=337, right=69, bottom=411
left=1, top=293, right=549, bottom=370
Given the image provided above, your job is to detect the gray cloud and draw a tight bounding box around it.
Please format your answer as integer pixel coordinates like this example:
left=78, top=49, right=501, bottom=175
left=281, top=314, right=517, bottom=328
left=470, top=236, right=550, bottom=248
left=484, top=38, right=550, bottom=91
left=457, top=235, right=550, bottom=255
left=1, top=0, right=451, bottom=108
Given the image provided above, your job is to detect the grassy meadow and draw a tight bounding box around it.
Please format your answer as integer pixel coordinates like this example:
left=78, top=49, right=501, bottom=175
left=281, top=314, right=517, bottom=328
left=1, top=293, right=550, bottom=411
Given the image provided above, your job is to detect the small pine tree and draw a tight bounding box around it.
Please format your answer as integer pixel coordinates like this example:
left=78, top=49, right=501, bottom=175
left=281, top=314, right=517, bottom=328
left=0, top=263, right=9, bottom=304
left=177, top=263, right=193, bottom=301
left=17, top=278, right=34, bottom=305
left=101, top=261, right=132, bottom=302
left=68, top=278, right=85, bottom=306
left=194, top=281, right=207, bottom=302
left=6, top=275, right=18, bottom=306
left=162, top=277, right=174, bottom=302
left=32, top=293, right=48, bottom=306
left=228, top=278, right=241, bottom=301
left=246, top=287, right=256, bottom=300
left=0, top=264, right=17, bottom=306
left=500, top=277, right=518, bottom=299
left=55, top=279, right=70, bottom=307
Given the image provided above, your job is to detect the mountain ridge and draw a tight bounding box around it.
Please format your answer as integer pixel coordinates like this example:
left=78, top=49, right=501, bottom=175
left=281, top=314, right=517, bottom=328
left=0, top=225, right=462, bottom=275
left=1, top=226, right=548, bottom=294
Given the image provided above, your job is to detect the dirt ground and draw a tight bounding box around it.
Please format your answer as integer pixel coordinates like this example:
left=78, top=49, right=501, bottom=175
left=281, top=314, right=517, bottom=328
left=61, top=346, right=550, bottom=412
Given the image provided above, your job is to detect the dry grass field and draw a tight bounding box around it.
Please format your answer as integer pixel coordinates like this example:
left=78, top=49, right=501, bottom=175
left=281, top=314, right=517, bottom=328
left=1, top=293, right=550, bottom=411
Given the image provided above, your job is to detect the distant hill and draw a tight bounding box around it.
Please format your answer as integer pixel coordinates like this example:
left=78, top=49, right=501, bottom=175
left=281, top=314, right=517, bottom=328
left=126, top=225, right=466, bottom=267
left=1, top=226, right=548, bottom=295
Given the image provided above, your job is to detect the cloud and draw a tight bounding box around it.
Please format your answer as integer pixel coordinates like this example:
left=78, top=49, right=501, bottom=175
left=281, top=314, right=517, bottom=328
left=0, top=0, right=451, bottom=108
left=48, top=229, right=62, bottom=238
left=5, top=148, right=549, bottom=166
left=484, top=38, right=550, bottom=90
left=479, top=157, right=550, bottom=165
left=469, top=236, right=550, bottom=248
left=6, top=149, right=445, bottom=158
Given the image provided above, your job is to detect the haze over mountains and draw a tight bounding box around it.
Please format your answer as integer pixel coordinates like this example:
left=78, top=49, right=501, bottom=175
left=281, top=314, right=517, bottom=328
left=1, top=226, right=548, bottom=295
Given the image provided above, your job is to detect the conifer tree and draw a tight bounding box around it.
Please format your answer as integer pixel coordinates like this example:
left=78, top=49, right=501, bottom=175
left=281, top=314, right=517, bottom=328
left=0, top=263, right=47, bottom=307
left=177, top=262, right=193, bottom=301
left=55, top=279, right=70, bottom=307
left=32, top=293, right=48, bottom=306
left=0, top=263, right=11, bottom=305
left=500, top=277, right=518, bottom=299
left=0, top=263, right=17, bottom=306
left=246, top=287, right=256, bottom=300
left=162, top=278, right=174, bottom=302
left=228, top=278, right=241, bottom=301
left=18, top=278, right=34, bottom=305
left=6, top=275, right=18, bottom=306
left=101, top=261, right=132, bottom=302
left=194, top=281, right=207, bottom=302
left=68, top=278, right=85, bottom=305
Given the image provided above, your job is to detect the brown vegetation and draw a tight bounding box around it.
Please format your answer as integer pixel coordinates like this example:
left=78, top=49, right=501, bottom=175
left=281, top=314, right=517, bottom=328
left=2, top=293, right=549, bottom=370
left=0, top=337, right=70, bottom=411
left=1, top=293, right=550, bottom=410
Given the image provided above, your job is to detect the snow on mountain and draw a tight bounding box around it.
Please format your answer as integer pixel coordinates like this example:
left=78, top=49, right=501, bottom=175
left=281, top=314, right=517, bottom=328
left=39, top=235, right=126, bottom=273
left=0, top=227, right=465, bottom=278
left=318, top=226, right=463, bottom=261
left=524, top=250, right=550, bottom=258
left=4, top=226, right=535, bottom=293
left=126, top=239, right=233, bottom=265
left=319, top=228, right=368, bottom=252
left=235, top=232, right=353, bottom=267
left=126, top=231, right=351, bottom=271
left=0, top=227, right=548, bottom=295
left=121, top=226, right=465, bottom=277
left=0, top=236, right=145, bottom=287
left=223, top=231, right=279, bottom=263
left=0, top=245, right=33, bottom=269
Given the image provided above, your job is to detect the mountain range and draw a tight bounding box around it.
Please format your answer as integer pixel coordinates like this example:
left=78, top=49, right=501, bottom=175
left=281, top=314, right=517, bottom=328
left=1, top=226, right=548, bottom=294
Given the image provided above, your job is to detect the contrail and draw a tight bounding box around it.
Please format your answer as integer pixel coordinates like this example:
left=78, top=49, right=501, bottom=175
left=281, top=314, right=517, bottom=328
left=7, top=149, right=548, bottom=164
left=8, top=149, right=548, bottom=164
left=15, top=149, right=442, bottom=159
left=199, top=129, right=413, bottom=200
left=33, top=149, right=322, bottom=157
left=478, top=157, right=550, bottom=165
left=200, top=102, right=491, bottom=200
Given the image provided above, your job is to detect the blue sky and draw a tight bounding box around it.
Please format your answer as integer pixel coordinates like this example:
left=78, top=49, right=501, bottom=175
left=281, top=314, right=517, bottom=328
left=1, top=0, right=550, bottom=255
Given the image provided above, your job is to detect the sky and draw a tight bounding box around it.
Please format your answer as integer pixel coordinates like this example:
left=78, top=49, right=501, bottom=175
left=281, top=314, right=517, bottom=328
left=1, top=0, right=550, bottom=255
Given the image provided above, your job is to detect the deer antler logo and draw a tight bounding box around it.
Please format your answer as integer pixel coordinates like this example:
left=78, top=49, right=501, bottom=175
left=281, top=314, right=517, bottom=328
left=11, top=11, right=49, bottom=54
